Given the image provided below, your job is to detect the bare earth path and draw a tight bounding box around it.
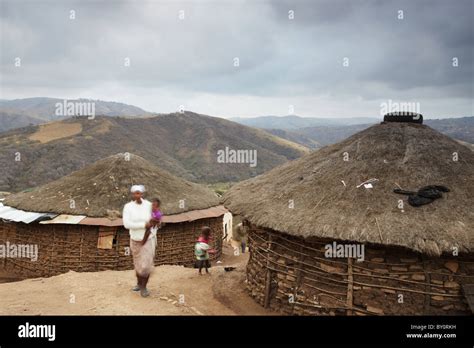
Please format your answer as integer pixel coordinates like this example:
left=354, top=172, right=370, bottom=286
left=0, top=244, right=272, bottom=316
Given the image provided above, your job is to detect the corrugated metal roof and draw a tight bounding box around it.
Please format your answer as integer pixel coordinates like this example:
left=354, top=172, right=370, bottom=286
left=39, top=214, right=86, bottom=225
left=0, top=205, right=15, bottom=217
left=162, top=205, right=228, bottom=223
left=0, top=204, right=227, bottom=226
left=0, top=203, right=56, bottom=224
left=0, top=209, right=26, bottom=221
left=22, top=212, right=52, bottom=224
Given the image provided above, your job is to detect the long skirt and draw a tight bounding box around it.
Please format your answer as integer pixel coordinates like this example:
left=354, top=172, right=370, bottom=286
left=130, top=236, right=156, bottom=277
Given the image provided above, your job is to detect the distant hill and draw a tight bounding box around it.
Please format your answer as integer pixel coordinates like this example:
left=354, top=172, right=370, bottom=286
left=425, top=117, right=474, bottom=144
left=0, top=111, right=44, bottom=133
left=265, top=129, right=322, bottom=149
left=289, top=124, right=372, bottom=146
left=230, top=115, right=378, bottom=130
left=0, top=112, right=309, bottom=192
left=0, top=97, right=150, bottom=132
left=249, top=116, right=474, bottom=148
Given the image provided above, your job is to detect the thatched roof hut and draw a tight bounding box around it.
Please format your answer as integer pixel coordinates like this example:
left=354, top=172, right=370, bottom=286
left=4, top=153, right=219, bottom=218
left=1, top=154, right=227, bottom=278
left=222, top=122, right=474, bottom=315
left=223, top=122, right=474, bottom=256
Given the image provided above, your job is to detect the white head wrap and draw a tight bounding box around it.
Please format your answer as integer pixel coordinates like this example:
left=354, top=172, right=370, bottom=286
left=130, top=184, right=145, bottom=193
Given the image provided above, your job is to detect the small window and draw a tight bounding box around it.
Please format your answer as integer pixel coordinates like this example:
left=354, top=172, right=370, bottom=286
left=97, top=227, right=116, bottom=249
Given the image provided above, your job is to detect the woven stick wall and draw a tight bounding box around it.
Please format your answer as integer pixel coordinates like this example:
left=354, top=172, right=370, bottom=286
left=0, top=218, right=223, bottom=278
left=246, top=226, right=474, bottom=315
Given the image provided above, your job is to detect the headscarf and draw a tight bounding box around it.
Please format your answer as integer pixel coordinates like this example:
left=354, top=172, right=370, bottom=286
left=130, top=184, right=145, bottom=193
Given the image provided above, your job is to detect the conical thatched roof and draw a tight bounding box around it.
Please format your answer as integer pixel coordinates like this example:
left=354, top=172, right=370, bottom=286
left=5, top=153, right=219, bottom=217
left=222, top=122, right=474, bottom=256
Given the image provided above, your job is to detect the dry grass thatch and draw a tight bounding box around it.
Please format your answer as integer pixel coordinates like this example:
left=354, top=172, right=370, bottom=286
left=5, top=153, right=219, bottom=217
left=222, top=123, right=474, bottom=256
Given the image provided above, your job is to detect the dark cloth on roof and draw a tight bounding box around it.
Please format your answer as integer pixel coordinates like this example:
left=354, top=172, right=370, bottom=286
left=394, top=185, right=450, bottom=207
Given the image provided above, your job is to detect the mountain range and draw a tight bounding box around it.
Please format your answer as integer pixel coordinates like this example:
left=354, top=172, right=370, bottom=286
left=0, top=112, right=308, bottom=192
left=241, top=116, right=474, bottom=148
left=230, top=115, right=378, bottom=130
left=1, top=98, right=472, bottom=193
left=0, top=97, right=150, bottom=132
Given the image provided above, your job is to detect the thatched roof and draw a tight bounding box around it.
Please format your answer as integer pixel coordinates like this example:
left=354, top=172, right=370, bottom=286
left=4, top=153, right=219, bottom=217
left=222, top=122, right=474, bottom=256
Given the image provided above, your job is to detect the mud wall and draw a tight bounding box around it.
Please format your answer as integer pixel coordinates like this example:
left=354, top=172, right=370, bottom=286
left=246, top=226, right=473, bottom=315
left=0, top=217, right=223, bottom=278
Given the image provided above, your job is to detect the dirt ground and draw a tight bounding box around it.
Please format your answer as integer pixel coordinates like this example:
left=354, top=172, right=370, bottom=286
left=0, top=243, right=273, bottom=315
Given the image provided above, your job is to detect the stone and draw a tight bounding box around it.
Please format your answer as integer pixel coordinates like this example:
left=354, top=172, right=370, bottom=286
left=400, top=258, right=418, bottom=263
left=444, top=261, right=459, bottom=273
left=409, top=265, right=424, bottom=271
left=370, top=258, right=384, bottom=263
left=382, top=289, right=396, bottom=294
left=320, top=263, right=343, bottom=273
left=392, top=266, right=408, bottom=272
left=444, top=281, right=460, bottom=289
left=373, top=268, right=389, bottom=274
left=442, top=304, right=454, bottom=310
left=411, top=274, right=426, bottom=281
left=431, top=295, right=445, bottom=301
left=277, top=258, right=286, bottom=265
left=366, top=305, right=384, bottom=314
left=190, top=307, right=203, bottom=315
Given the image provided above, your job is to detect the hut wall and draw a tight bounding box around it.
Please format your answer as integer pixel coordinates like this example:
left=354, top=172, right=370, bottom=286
left=0, top=217, right=223, bottom=278
left=154, top=217, right=223, bottom=266
left=246, top=226, right=474, bottom=315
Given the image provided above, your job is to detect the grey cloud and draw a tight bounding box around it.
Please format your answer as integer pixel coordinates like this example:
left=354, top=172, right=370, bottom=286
left=0, top=0, right=472, bottom=117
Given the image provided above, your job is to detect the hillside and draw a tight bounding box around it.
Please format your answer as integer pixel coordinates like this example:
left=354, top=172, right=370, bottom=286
left=425, top=117, right=474, bottom=144
left=0, top=113, right=309, bottom=192
left=0, top=97, right=150, bottom=132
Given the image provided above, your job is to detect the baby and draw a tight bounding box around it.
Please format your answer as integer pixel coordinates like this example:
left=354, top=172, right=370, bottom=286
left=151, top=198, right=162, bottom=224
left=142, top=198, right=163, bottom=245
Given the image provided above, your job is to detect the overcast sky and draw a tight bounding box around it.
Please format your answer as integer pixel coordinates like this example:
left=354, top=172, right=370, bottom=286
left=0, top=0, right=472, bottom=118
